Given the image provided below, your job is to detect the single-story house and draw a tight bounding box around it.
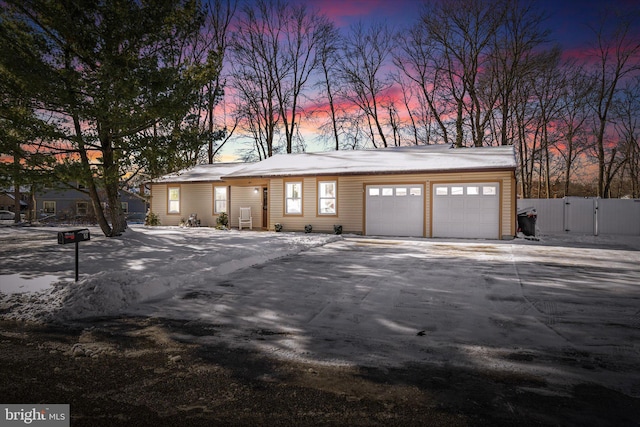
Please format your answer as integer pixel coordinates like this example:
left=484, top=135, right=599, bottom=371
left=150, top=145, right=517, bottom=239
left=0, top=191, right=28, bottom=214
left=35, top=182, right=148, bottom=223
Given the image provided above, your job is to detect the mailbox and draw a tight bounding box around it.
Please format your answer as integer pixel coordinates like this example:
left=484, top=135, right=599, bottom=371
left=57, top=229, right=90, bottom=245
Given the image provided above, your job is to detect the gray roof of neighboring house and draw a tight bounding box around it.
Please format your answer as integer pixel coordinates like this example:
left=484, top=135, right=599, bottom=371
left=153, top=162, right=249, bottom=183
left=224, top=145, right=517, bottom=179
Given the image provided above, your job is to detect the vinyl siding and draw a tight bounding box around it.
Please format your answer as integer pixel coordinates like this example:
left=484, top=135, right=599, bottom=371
left=268, top=170, right=516, bottom=238
left=229, top=186, right=263, bottom=229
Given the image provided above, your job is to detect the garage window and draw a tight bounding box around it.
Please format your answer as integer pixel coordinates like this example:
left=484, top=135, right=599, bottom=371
left=410, top=187, right=422, bottom=196
left=396, top=188, right=407, bottom=196
left=435, top=187, right=448, bottom=196
left=467, top=186, right=480, bottom=195
left=285, top=182, right=302, bottom=214
left=369, top=188, right=380, bottom=196
left=451, top=186, right=464, bottom=195
left=483, top=186, right=497, bottom=195
left=318, top=181, right=337, bottom=215
left=382, top=188, right=393, bottom=196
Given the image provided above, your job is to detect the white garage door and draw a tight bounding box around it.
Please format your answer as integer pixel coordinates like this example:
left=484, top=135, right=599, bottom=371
left=432, top=183, right=500, bottom=239
left=366, top=185, right=424, bottom=237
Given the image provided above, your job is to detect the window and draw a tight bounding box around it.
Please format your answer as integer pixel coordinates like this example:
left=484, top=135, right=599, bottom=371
left=435, top=187, right=448, bottom=196
left=467, top=186, right=479, bottom=195
left=382, top=188, right=393, bottom=196
left=43, top=201, right=56, bottom=214
left=121, top=202, right=129, bottom=213
left=483, top=186, right=497, bottom=196
left=168, top=187, right=180, bottom=214
left=76, top=201, right=89, bottom=216
left=395, top=188, right=407, bottom=196
left=369, top=188, right=380, bottom=196
left=410, top=187, right=422, bottom=196
left=451, top=186, right=464, bottom=195
left=214, top=186, right=228, bottom=213
left=318, top=181, right=337, bottom=215
left=285, top=182, right=302, bottom=214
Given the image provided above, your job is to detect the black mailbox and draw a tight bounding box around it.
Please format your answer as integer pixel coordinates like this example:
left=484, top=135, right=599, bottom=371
left=57, top=229, right=90, bottom=245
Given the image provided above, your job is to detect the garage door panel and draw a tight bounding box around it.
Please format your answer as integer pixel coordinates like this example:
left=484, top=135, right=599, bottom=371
left=366, top=185, right=424, bottom=237
left=433, top=183, right=499, bottom=239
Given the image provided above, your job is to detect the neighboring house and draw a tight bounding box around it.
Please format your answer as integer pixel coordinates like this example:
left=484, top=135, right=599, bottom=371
left=35, top=182, right=148, bottom=223
left=0, top=191, right=28, bottom=214
left=150, top=145, right=517, bottom=239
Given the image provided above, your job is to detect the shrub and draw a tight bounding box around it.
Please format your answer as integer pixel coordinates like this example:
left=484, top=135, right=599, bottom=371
left=304, top=224, right=312, bottom=233
left=144, top=210, right=160, bottom=226
left=333, top=224, right=342, bottom=235
left=274, top=223, right=283, bottom=232
left=216, top=212, right=229, bottom=229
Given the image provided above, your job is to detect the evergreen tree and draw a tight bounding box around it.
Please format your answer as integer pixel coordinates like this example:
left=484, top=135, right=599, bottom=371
left=0, top=0, right=215, bottom=236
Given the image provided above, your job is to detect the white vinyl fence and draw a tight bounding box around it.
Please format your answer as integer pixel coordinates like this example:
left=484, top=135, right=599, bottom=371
left=517, top=197, right=640, bottom=236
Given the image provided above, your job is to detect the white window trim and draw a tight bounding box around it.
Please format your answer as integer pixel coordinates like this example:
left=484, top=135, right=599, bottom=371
left=285, top=181, right=303, bottom=215
left=214, top=186, right=228, bottom=214
left=168, top=186, right=180, bottom=214
left=318, top=180, right=337, bottom=216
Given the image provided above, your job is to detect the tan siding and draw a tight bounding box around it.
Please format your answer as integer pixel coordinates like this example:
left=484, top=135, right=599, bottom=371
left=229, top=186, right=263, bottom=229
left=150, top=184, right=171, bottom=225
left=179, top=183, right=214, bottom=226
left=269, top=179, right=284, bottom=230
left=268, top=170, right=514, bottom=237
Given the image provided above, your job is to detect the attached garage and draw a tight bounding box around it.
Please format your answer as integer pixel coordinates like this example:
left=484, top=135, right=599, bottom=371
left=365, top=184, right=424, bottom=237
left=432, top=183, right=500, bottom=239
left=187, top=145, right=517, bottom=239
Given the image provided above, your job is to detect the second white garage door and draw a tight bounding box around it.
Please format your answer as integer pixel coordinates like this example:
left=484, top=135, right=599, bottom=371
left=365, top=185, right=424, bottom=237
left=432, top=183, right=500, bottom=239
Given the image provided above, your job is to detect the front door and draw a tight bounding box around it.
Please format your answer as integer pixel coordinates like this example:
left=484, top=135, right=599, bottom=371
left=262, top=187, right=268, bottom=229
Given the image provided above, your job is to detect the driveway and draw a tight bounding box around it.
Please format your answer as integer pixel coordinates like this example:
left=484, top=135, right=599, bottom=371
left=134, top=235, right=640, bottom=399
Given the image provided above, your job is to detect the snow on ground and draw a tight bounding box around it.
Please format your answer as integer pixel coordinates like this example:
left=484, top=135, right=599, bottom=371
left=0, top=225, right=339, bottom=321
left=1, top=225, right=640, bottom=397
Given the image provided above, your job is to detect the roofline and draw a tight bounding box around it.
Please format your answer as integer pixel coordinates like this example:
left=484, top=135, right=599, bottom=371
left=223, top=166, right=516, bottom=180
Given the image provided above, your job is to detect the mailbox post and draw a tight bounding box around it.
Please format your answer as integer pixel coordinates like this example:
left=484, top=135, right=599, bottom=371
left=57, top=229, right=90, bottom=281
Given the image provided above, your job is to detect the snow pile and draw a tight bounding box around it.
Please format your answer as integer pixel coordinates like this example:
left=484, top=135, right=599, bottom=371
left=0, top=226, right=340, bottom=323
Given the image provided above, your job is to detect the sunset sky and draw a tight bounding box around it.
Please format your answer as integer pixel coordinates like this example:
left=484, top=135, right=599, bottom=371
left=216, top=0, right=639, bottom=159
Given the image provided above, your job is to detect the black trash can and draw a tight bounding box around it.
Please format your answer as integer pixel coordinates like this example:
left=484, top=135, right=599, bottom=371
left=517, top=207, right=537, bottom=237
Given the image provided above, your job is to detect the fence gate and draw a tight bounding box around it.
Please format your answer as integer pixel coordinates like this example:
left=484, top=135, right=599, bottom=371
left=564, top=197, right=596, bottom=234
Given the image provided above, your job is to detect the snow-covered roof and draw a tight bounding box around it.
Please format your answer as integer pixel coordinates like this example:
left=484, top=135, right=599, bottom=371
left=224, top=145, right=516, bottom=179
left=153, top=162, right=249, bottom=183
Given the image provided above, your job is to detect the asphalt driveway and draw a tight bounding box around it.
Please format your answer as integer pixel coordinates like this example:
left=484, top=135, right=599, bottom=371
left=135, top=235, right=640, bottom=399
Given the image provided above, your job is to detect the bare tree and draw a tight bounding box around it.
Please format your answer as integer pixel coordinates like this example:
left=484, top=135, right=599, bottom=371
left=394, top=25, right=453, bottom=145
left=553, top=62, right=596, bottom=196
left=588, top=10, right=640, bottom=197
left=614, top=78, right=640, bottom=197
left=338, top=21, right=395, bottom=148
left=421, top=0, right=505, bottom=147
left=489, top=0, right=550, bottom=147
left=316, top=23, right=342, bottom=150
left=229, top=0, right=331, bottom=157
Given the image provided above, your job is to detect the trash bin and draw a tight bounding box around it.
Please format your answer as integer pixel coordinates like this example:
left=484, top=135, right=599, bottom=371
left=517, top=207, right=537, bottom=237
